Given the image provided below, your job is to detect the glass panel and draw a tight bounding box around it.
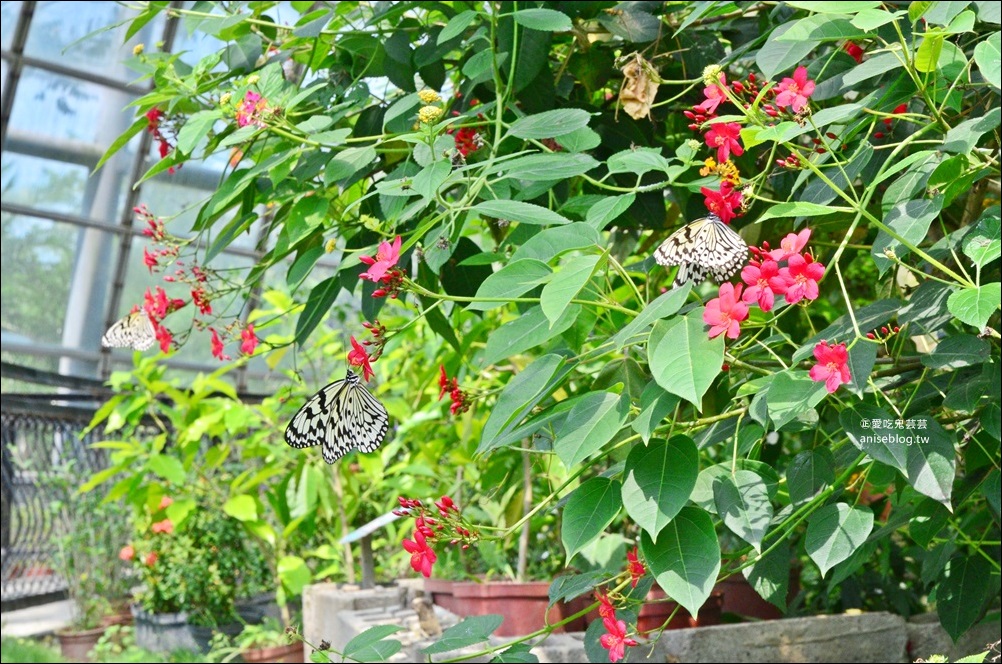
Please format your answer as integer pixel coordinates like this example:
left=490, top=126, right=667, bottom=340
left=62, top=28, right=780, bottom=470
left=0, top=212, right=115, bottom=354
left=24, top=2, right=163, bottom=80
left=1, top=1, right=22, bottom=51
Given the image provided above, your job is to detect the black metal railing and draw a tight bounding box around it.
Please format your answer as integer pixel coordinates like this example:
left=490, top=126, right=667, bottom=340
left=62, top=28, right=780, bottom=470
left=1, top=403, right=110, bottom=607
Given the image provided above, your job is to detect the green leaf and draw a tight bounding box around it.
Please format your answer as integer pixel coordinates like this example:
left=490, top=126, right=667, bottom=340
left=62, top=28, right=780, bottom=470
left=510, top=223, right=600, bottom=263
left=148, top=455, right=186, bottom=485
left=277, top=555, right=312, bottom=595
left=845, top=341, right=877, bottom=397
left=223, top=494, right=258, bottom=522
left=411, top=160, right=451, bottom=201
left=765, top=371, right=828, bottom=430
left=787, top=449, right=836, bottom=506
left=622, top=436, right=699, bottom=541
left=841, top=406, right=956, bottom=506
left=512, top=8, right=573, bottom=32
left=556, top=126, right=602, bottom=153
left=585, top=194, right=635, bottom=230
left=713, top=470, right=773, bottom=552
left=422, top=615, right=504, bottom=654
left=922, top=334, right=991, bottom=369
left=467, top=259, right=552, bottom=312
left=295, top=115, right=333, bottom=134
left=648, top=312, right=724, bottom=411
left=494, top=153, right=600, bottom=182
left=492, top=643, right=540, bottom=663
left=744, top=543, right=793, bottom=613
left=606, top=147, right=672, bottom=176
left=793, top=299, right=901, bottom=362
left=295, top=277, right=341, bottom=344
left=776, top=15, right=868, bottom=43
left=757, top=201, right=847, bottom=222
left=176, top=110, right=222, bottom=155
left=613, top=283, right=691, bottom=349
left=343, top=625, right=403, bottom=663
left=479, top=304, right=581, bottom=368
left=438, top=10, right=478, bottom=44
left=937, top=556, right=994, bottom=642
left=641, top=506, right=721, bottom=618
left=909, top=498, right=950, bottom=547
left=943, top=108, right=1002, bottom=154
left=785, top=1, right=881, bottom=12
left=478, top=354, right=567, bottom=454
left=562, top=477, right=622, bottom=560
left=285, top=196, right=329, bottom=247
left=948, top=284, right=1001, bottom=330
left=805, top=503, right=874, bottom=577
left=472, top=199, right=571, bottom=226
left=757, top=22, right=824, bottom=80
left=915, top=31, right=946, bottom=72
left=974, top=32, right=1001, bottom=89
left=872, top=198, right=943, bottom=273
left=509, top=109, right=592, bottom=139
left=963, top=207, right=1001, bottom=268
left=631, top=382, right=681, bottom=443
left=553, top=392, right=628, bottom=467
left=541, top=254, right=601, bottom=327
left=851, top=8, right=906, bottom=30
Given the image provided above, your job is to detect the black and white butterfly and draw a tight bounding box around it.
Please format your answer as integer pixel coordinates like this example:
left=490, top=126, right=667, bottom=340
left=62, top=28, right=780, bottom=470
left=102, top=311, right=156, bottom=351
left=654, top=213, right=748, bottom=288
left=285, top=369, right=389, bottom=464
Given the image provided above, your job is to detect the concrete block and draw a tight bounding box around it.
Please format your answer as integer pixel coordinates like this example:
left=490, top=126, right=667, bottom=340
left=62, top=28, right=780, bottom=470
left=906, top=613, right=1002, bottom=662
left=647, top=612, right=909, bottom=663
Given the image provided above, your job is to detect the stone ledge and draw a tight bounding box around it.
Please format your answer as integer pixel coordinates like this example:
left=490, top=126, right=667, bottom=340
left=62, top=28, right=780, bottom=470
left=302, top=583, right=1000, bottom=663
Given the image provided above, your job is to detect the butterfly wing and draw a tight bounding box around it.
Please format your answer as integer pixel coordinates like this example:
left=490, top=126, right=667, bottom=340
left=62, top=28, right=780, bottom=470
left=285, top=378, right=346, bottom=450
left=654, top=215, right=748, bottom=288
left=324, top=370, right=389, bottom=463
left=102, top=312, right=156, bottom=351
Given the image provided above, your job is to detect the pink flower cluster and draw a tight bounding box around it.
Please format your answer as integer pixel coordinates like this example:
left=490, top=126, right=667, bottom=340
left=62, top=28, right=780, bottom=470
left=359, top=236, right=405, bottom=298
left=702, top=180, right=743, bottom=224
left=703, top=229, right=826, bottom=340
left=236, top=91, right=268, bottom=128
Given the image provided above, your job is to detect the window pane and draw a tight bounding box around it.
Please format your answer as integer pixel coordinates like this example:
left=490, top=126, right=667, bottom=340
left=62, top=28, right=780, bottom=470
left=24, top=2, right=162, bottom=80
left=1, top=1, right=22, bottom=51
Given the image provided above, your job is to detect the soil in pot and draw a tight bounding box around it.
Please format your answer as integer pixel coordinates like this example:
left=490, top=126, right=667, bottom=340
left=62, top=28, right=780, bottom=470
left=57, top=625, right=106, bottom=662
left=637, top=586, right=724, bottom=634
left=242, top=642, right=305, bottom=663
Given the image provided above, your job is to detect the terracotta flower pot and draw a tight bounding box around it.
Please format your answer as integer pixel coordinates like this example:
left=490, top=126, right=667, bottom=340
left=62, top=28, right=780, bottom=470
left=713, top=569, right=799, bottom=621
left=451, top=581, right=588, bottom=637
left=637, top=585, right=723, bottom=634
left=57, top=625, right=106, bottom=662
left=242, top=642, right=305, bottom=663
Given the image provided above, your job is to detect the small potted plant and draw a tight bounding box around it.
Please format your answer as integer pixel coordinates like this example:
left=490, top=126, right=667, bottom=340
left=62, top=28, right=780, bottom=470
left=43, top=462, right=132, bottom=662
left=234, top=617, right=304, bottom=663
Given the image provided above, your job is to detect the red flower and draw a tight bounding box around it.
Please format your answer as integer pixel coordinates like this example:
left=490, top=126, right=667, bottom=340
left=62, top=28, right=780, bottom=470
left=240, top=324, right=259, bottom=355
left=765, top=229, right=812, bottom=262
left=151, top=519, right=174, bottom=534
left=596, top=591, right=616, bottom=620
left=438, top=365, right=451, bottom=400
left=741, top=259, right=780, bottom=312
left=599, top=616, right=639, bottom=663
left=694, top=73, right=727, bottom=114
left=154, top=322, right=173, bottom=354
left=703, top=282, right=749, bottom=340
left=144, top=552, right=158, bottom=567
left=704, top=122, right=744, bottom=163
left=809, top=340, right=851, bottom=393
left=701, top=181, right=743, bottom=224
left=145, top=108, right=163, bottom=132
left=626, top=547, right=646, bottom=588
left=435, top=495, right=457, bottom=515
left=158, top=496, right=173, bottom=510
left=774, top=66, right=816, bottom=113
left=210, top=328, right=230, bottom=361
left=143, top=247, right=159, bottom=273
left=844, top=41, right=864, bottom=64
left=191, top=287, right=212, bottom=315
left=402, top=529, right=437, bottom=578
left=359, top=236, right=402, bottom=283
left=119, top=545, right=135, bottom=562
left=347, top=336, right=374, bottom=381
left=774, top=253, right=825, bottom=304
